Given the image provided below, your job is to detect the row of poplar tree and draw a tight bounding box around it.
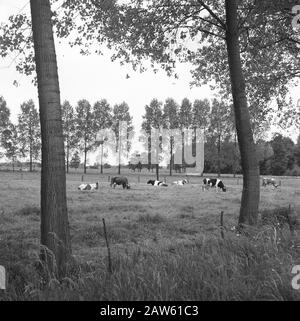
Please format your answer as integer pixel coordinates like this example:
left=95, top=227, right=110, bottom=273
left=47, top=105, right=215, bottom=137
left=141, top=97, right=300, bottom=176
left=2, top=94, right=299, bottom=176
left=0, top=96, right=133, bottom=173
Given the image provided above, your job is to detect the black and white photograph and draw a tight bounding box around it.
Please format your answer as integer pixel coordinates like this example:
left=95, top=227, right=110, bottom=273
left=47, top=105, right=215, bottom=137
left=0, top=0, right=300, bottom=309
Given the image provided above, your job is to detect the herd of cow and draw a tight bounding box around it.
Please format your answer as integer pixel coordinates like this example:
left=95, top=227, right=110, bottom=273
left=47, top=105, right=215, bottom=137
left=77, top=176, right=281, bottom=192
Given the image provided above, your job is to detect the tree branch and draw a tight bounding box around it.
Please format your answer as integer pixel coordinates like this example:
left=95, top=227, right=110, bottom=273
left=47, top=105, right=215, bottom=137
left=197, top=0, right=226, bottom=30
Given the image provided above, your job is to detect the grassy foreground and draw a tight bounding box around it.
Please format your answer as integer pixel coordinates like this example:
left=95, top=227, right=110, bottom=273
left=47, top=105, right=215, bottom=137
left=0, top=170, right=300, bottom=300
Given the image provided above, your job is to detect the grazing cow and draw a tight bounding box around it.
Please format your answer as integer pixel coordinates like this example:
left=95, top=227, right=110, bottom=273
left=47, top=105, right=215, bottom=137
left=262, top=178, right=280, bottom=188
left=147, top=180, right=168, bottom=187
left=202, top=178, right=226, bottom=192
left=172, top=179, right=189, bottom=186
left=203, top=178, right=211, bottom=186
left=202, top=178, right=211, bottom=191
left=78, top=182, right=99, bottom=191
left=110, top=176, right=130, bottom=189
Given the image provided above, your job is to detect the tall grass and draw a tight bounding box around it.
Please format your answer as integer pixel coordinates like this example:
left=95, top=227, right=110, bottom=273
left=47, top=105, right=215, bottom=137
left=1, top=173, right=300, bottom=301
left=1, top=226, right=300, bottom=301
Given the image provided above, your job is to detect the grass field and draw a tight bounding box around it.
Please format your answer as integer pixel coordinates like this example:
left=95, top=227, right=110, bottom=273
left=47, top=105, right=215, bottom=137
left=0, top=169, right=300, bottom=301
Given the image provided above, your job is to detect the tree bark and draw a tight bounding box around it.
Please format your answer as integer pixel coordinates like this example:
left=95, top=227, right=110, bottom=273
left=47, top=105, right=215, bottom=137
left=225, top=0, right=260, bottom=226
left=118, top=136, right=121, bottom=175
left=100, top=143, right=104, bottom=174
left=148, top=134, right=151, bottom=172
left=217, top=133, right=221, bottom=177
left=30, top=141, right=33, bottom=172
left=169, top=137, right=173, bottom=176
left=233, top=132, right=237, bottom=178
left=30, top=0, right=71, bottom=277
left=66, top=144, right=69, bottom=174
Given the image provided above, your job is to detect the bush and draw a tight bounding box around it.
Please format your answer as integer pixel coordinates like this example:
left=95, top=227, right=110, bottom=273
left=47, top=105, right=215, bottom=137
left=103, top=163, right=111, bottom=169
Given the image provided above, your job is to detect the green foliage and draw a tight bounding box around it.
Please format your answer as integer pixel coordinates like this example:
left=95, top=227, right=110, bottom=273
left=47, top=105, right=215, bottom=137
left=17, top=100, right=41, bottom=164
left=62, top=100, right=79, bottom=171
left=141, top=98, right=163, bottom=133
left=256, top=140, right=274, bottom=175
left=163, top=98, right=179, bottom=130
left=75, top=99, right=95, bottom=150
left=179, top=98, right=193, bottom=129
left=0, top=96, right=10, bottom=129
left=70, top=151, right=81, bottom=169
left=93, top=99, right=113, bottom=133
left=270, top=134, right=295, bottom=175
left=0, top=96, right=17, bottom=164
left=112, top=102, right=134, bottom=154
left=39, top=0, right=299, bottom=133
left=62, top=100, right=78, bottom=151
left=295, top=135, right=300, bottom=167
left=192, top=99, right=210, bottom=130
left=1, top=123, right=19, bottom=162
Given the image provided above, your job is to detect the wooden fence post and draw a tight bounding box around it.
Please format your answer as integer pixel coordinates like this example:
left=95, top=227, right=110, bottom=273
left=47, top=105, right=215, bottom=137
left=102, top=218, right=112, bottom=274
left=220, top=211, right=225, bottom=239
left=287, top=204, right=294, bottom=235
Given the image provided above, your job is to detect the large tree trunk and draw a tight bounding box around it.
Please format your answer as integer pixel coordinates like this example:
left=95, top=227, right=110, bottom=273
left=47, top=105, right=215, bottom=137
left=29, top=141, right=33, bottom=172
left=66, top=144, right=69, bottom=174
left=148, top=134, right=151, bottom=172
left=169, top=137, right=173, bottom=176
left=233, top=132, right=237, bottom=178
left=83, top=138, right=87, bottom=174
left=100, top=143, right=104, bottom=174
left=118, top=137, right=121, bottom=175
left=30, top=0, right=71, bottom=277
left=225, top=0, right=260, bottom=226
left=217, top=133, right=221, bottom=177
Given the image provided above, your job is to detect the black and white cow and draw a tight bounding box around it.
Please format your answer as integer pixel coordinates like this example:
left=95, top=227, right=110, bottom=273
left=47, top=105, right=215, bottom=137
left=203, top=178, right=211, bottom=186
left=172, top=179, right=189, bottom=186
left=147, top=180, right=168, bottom=187
left=262, top=178, right=279, bottom=188
left=78, top=182, right=99, bottom=191
left=110, top=176, right=131, bottom=189
left=202, top=178, right=226, bottom=192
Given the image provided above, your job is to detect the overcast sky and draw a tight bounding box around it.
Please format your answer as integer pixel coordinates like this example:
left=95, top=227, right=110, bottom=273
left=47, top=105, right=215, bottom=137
left=0, top=0, right=213, bottom=129
left=0, top=0, right=299, bottom=163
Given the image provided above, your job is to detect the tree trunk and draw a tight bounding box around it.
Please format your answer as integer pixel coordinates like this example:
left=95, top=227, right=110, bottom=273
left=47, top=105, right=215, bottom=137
left=233, top=132, right=237, bottom=178
left=30, top=142, right=33, bottom=172
left=156, top=164, right=159, bottom=180
left=84, top=149, right=87, bottom=174
left=169, top=137, right=173, bottom=176
left=30, top=0, right=71, bottom=277
left=66, top=145, right=69, bottom=174
left=100, top=143, right=103, bottom=174
left=225, top=0, right=260, bottom=226
left=118, top=140, right=121, bottom=175
left=217, top=133, right=221, bottom=177
left=148, top=134, right=151, bottom=172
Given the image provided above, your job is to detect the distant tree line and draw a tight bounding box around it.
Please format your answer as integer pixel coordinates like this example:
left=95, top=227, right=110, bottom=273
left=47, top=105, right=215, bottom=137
left=0, top=96, right=41, bottom=171
left=0, top=95, right=133, bottom=173
left=141, top=97, right=300, bottom=177
left=1, top=94, right=299, bottom=177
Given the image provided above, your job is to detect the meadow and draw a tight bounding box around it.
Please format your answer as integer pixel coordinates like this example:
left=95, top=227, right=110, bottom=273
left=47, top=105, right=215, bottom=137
left=0, top=169, right=300, bottom=301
